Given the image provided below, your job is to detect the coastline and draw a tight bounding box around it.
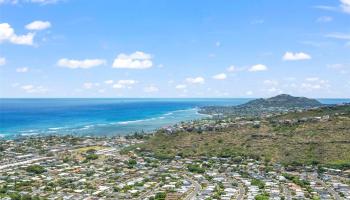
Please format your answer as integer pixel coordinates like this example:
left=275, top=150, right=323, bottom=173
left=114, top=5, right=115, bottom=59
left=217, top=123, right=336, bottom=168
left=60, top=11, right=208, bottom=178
left=0, top=107, right=206, bottom=140
left=1, top=98, right=350, bottom=140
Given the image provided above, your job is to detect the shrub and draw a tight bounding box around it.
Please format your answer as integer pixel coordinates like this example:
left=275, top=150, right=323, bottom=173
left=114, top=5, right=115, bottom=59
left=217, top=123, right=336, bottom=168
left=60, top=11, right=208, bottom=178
left=26, top=165, right=46, bottom=174
left=187, top=164, right=205, bottom=173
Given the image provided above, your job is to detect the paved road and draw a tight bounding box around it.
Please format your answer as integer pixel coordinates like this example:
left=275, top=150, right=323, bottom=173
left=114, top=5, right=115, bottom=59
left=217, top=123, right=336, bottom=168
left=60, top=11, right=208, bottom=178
left=236, top=182, right=245, bottom=200
left=183, top=175, right=201, bottom=200
left=0, top=156, right=51, bottom=170
left=282, top=185, right=292, bottom=200
left=227, top=174, right=245, bottom=200
left=137, top=182, right=160, bottom=200
left=311, top=175, right=342, bottom=200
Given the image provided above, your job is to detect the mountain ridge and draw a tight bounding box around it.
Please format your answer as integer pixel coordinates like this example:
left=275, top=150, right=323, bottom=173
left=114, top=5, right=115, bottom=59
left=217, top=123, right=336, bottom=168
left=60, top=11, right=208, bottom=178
left=199, top=94, right=323, bottom=116
left=239, top=94, right=322, bottom=109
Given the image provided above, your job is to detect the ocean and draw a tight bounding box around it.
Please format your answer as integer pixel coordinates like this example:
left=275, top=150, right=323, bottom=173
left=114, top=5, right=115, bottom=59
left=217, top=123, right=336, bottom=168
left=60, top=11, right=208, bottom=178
left=0, top=98, right=349, bottom=139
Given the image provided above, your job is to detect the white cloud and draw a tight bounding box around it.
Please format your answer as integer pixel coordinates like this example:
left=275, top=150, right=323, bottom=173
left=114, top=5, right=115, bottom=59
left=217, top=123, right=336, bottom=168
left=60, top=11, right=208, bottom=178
left=248, top=64, right=268, bottom=72
left=0, top=23, right=35, bottom=45
left=314, top=1, right=350, bottom=14
left=0, top=0, right=61, bottom=4
left=186, top=77, right=205, bottom=84
left=306, top=77, right=320, bottom=82
left=16, top=67, right=29, bottom=73
left=282, top=52, right=311, bottom=61
left=314, top=5, right=338, bottom=11
left=83, top=82, right=100, bottom=89
left=144, top=85, right=159, bottom=93
left=284, top=77, right=296, bottom=81
left=215, top=41, right=221, bottom=47
left=112, top=84, right=124, bottom=89
left=227, top=65, right=236, bottom=72
left=301, top=83, right=322, bottom=90
left=118, top=80, right=138, bottom=85
left=328, top=63, right=349, bottom=74
left=263, top=80, right=279, bottom=86
left=340, top=0, right=350, bottom=13
left=326, top=32, right=350, bottom=40
left=246, top=91, right=253, bottom=95
left=328, top=63, right=345, bottom=70
left=20, top=84, right=48, bottom=93
left=0, top=0, right=18, bottom=4
left=29, top=0, right=60, bottom=4
left=317, top=16, right=333, bottom=23
left=227, top=65, right=246, bottom=72
left=104, top=80, right=114, bottom=84
left=112, top=51, right=153, bottom=69
left=21, top=85, right=33, bottom=90
left=10, top=33, right=35, bottom=45
left=175, top=84, right=187, bottom=89
left=301, top=78, right=330, bottom=91
left=57, top=58, right=106, bottom=69
left=0, top=57, right=6, bottom=66
left=25, top=21, right=51, bottom=31
left=251, top=19, right=265, bottom=24
left=267, top=87, right=283, bottom=94
left=212, top=73, right=227, bottom=80
left=112, top=80, right=138, bottom=89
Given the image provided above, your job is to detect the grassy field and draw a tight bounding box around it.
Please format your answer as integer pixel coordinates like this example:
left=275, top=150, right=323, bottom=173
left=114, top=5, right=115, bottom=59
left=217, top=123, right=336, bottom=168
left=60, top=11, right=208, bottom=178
left=136, top=105, right=350, bottom=168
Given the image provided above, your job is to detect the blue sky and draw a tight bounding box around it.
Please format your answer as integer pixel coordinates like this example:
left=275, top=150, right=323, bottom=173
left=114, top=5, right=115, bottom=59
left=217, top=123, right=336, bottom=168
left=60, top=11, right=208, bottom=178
left=0, top=0, right=349, bottom=98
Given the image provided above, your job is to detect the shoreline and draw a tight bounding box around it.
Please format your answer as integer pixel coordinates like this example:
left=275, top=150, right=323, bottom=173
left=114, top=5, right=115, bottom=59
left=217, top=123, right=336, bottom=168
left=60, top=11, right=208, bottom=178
left=0, top=107, right=206, bottom=140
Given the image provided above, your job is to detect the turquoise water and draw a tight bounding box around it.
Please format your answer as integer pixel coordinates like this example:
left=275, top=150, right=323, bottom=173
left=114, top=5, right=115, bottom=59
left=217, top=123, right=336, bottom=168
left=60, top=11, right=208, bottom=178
left=0, top=98, right=349, bottom=139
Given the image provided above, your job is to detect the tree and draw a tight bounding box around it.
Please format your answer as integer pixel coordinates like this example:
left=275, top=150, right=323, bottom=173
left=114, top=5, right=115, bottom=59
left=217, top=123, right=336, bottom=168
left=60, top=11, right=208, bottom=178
left=26, top=165, right=46, bottom=174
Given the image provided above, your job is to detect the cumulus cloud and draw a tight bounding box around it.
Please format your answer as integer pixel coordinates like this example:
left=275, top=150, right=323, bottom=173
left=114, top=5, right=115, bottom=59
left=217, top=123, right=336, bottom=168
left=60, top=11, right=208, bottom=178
left=112, top=51, right=153, bottom=69
left=325, top=32, right=350, bottom=40
left=25, top=21, right=51, bottom=31
left=83, top=82, right=100, bottom=89
left=340, top=0, right=350, bottom=13
left=186, top=77, right=205, bottom=84
left=112, top=80, right=138, bottom=89
left=263, top=80, right=279, bottom=86
left=0, top=57, right=6, bottom=66
left=57, top=58, right=106, bottom=69
left=227, top=65, right=236, bottom=72
left=301, top=78, right=330, bottom=91
left=248, top=64, right=268, bottom=72
left=104, top=80, right=114, bottom=84
left=315, top=1, right=350, bottom=14
left=29, top=0, right=60, bottom=4
left=20, top=84, right=48, bottom=93
left=16, top=67, right=29, bottom=73
left=0, top=23, right=35, bottom=45
left=301, top=83, right=322, bottom=90
left=314, top=5, right=338, bottom=11
left=246, top=91, right=253, bottom=95
left=328, top=63, right=349, bottom=74
left=251, top=19, right=265, bottom=25
left=212, top=73, right=227, bottom=80
left=282, top=52, right=311, bottom=61
left=267, top=87, right=283, bottom=94
left=0, top=0, right=61, bottom=4
left=306, top=77, right=320, bottom=82
left=118, top=80, right=138, bottom=85
left=0, top=0, right=17, bottom=4
left=144, top=85, right=159, bottom=93
left=317, top=16, right=333, bottom=23
left=175, top=84, right=187, bottom=89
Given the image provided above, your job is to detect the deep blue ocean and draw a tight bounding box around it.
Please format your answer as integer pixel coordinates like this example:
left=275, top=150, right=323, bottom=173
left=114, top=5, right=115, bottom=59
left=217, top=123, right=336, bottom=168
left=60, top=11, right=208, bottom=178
left=0, top=98, right=349, bottom=139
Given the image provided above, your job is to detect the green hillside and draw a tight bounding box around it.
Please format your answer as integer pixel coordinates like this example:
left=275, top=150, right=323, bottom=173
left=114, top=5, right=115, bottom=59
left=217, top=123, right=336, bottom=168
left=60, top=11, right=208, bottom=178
left=136, top=104, right=350, bottom=169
